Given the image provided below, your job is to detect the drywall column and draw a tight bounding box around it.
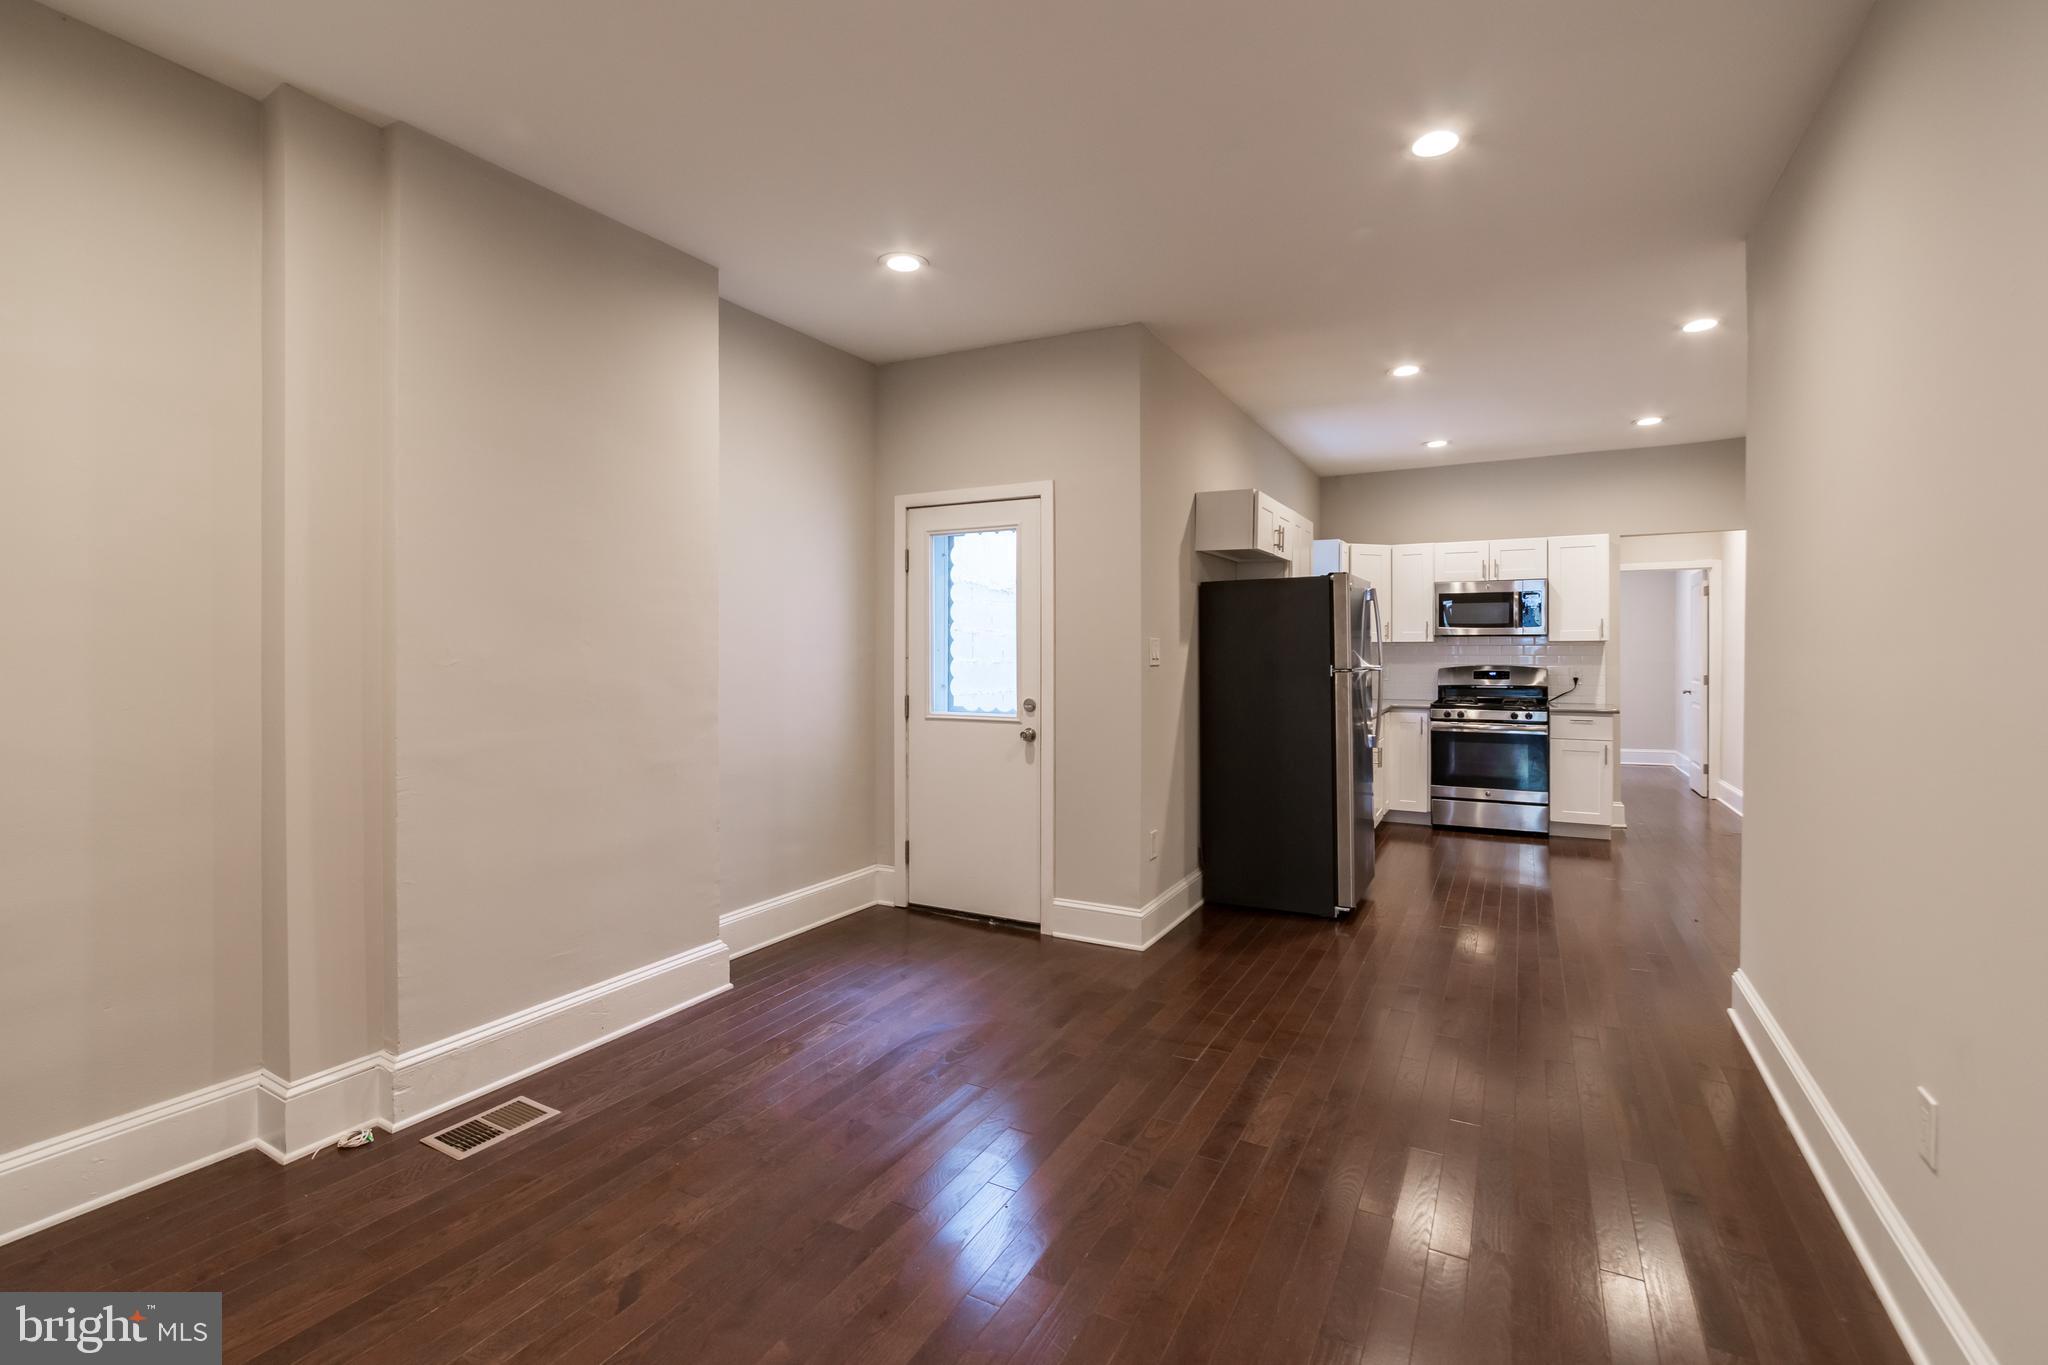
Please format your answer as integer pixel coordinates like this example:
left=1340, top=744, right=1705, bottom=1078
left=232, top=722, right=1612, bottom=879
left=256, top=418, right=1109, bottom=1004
left=1744, top=0, right=2045, bottom=1357
left=0, top=0, right=264, bottom=1155
left=256, top=87, right=392, bottom=1153
left=384, top=128, right=724, bottom=1120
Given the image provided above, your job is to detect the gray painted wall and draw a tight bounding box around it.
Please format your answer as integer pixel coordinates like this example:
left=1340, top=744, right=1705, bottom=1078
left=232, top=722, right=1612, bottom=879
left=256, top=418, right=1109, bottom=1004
left=1745, top=0, right=2044, bottom=1356
left=876, top=327, right=1144, bottom=908
left=387, top=126, right=723, bottom=1049
left=0, top=0, right=264, bottom=1150
left=1138, top=333, right=1319, bottom=907
left=718, top=303, right=880, bottom=911
left=1318, top=438, right=1745, bottom=545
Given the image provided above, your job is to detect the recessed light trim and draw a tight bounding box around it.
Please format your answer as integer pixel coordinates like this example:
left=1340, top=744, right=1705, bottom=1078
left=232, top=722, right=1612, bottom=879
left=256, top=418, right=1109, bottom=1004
left=1634, top=415, right=1665, bottom=427
left=1681, top=317, right=1720, bottom=333
left=1389, top=363, right=1422, bottom=378
left=1410, top=130, right=1462, bottom=158
left=880, top=252, right=927, bottom=273
left=1424, top=438, right=1450, bottom=449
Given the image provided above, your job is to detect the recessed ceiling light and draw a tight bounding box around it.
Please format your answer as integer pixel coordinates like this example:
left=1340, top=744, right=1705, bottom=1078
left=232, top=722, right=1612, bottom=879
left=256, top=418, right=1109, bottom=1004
left=1634, top=415, right=1665, bottom=427
left=1389, top=363, right=1422, bottom=378
left=1681, top=317, right=1720, bottom=333
left=1410, top=130, right=1462, bottom=158
left=880, top=252, right=927, bottom=273
left=1424, top=438, right=1450, bottom=449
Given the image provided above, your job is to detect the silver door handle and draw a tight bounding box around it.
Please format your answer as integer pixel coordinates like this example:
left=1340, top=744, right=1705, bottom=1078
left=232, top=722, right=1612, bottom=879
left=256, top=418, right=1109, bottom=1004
left=1019, top=727, right=1037, bottom=742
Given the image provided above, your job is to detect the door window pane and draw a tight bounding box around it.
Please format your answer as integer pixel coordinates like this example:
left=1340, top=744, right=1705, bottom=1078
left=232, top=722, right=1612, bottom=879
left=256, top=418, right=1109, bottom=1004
left=930, top=528, right=1018, bottom=716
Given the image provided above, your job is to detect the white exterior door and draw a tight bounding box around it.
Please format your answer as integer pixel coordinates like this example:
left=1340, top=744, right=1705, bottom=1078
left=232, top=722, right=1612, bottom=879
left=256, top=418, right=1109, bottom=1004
left=1678, top=569, right=1710, bottom=797
left=907, top=499, right=1044, bottom=922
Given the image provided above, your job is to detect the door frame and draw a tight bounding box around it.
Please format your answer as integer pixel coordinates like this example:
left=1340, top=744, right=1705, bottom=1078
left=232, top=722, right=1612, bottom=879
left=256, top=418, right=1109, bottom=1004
left=1620, top=558, right=1720, bottom=799
left=891, top=482, right=1056, bottom=925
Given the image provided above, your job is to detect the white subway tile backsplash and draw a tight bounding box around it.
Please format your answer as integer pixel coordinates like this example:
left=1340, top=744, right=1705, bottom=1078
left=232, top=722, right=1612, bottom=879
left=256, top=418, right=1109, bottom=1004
left=1383, top=639, right=1609, bottom=707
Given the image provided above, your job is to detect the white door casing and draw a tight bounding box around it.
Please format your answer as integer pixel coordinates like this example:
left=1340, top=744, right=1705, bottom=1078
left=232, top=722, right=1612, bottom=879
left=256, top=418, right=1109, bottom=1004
left=1679, top=569, right=1710, bottom=797
left=902, top=495, right=1047, bottom=923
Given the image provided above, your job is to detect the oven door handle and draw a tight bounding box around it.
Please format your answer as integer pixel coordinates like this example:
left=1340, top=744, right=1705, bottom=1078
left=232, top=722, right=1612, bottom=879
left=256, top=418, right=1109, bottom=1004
left=1428, top=721, right=1550, bottom=736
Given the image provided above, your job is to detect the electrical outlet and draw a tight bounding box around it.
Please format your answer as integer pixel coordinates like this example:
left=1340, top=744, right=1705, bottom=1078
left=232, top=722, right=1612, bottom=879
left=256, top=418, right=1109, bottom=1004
left=1916, top=1086, right=1939, bottom=1172
left=1147, top=829, right=1160, bottom=861
left=1147, top=637, right=1162, bottom=667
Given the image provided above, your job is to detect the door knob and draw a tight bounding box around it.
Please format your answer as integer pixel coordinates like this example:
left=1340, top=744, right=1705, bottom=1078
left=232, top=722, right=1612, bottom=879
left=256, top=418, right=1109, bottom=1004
left=1019, top=727, right=1037, bottom=742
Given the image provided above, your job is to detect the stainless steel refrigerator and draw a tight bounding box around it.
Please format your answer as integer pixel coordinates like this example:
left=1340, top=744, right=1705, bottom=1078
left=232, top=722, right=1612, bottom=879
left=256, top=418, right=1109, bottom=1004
left=1197, top=573, right=1383, bottom=918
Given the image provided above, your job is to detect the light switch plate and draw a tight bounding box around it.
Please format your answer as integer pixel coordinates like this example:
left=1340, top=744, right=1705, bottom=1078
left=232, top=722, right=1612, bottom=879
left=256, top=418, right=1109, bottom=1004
left=1916, top=1086, right=1939, bottom=1171
left=1147, top=637, right=1162, bottom=667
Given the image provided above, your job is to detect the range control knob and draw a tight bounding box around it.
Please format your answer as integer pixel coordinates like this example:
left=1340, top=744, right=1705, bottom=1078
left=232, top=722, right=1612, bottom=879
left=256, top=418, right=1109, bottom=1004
left=1456, top=710, right=1467, bottom=719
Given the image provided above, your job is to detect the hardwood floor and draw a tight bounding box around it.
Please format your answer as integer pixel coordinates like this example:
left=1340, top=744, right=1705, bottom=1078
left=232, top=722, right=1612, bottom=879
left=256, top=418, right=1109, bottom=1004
left=0, top=768, right=1909, bottom=1364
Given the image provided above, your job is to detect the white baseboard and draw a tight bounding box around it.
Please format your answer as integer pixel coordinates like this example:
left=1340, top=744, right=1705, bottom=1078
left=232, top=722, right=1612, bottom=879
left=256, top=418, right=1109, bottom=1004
left=1715, top=779, right=1744, bottom=815
left=1045, top=870, right=1202, bottom=952
left=720, top=865, right=891, bottom=959
left=255, top=1055, right=392, bottom=1162
left=1728, top=969, right=1995, bottom=1365
left=1612, top=800, right=1627, bottom=829
left=0, top=935, right=733, bottom=1247
left=1622, top=747, right=1682, bottom=767
left=0, top=1075, right=261, bottom=1250
left=389, top=938, right=730, bottom=1129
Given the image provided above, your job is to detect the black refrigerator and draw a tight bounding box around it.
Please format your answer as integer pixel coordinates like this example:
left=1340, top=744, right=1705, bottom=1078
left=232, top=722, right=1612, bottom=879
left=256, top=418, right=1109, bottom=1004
left=1198, top=574, right=1382, bottom=918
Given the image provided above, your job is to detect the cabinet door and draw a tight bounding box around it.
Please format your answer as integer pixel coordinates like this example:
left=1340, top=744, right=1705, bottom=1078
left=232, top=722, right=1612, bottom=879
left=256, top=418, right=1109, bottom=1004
left=1492, top=538, right=1548, bottom=580
left=1288, top=514, right=1316, bottom=577
left=1551, top=737, right=1610, bottom=823
left=1372, top=743, right=1390, bottom=823
left=1387, top=544, right=1435, bottom=642
left=1547, top=534, right=1612, bottom=640
left=1433, top=541, right=1489, bottom=582
left=1254, top=498, right=1281, bottom=560
left=1348, top=544, right=1391, bottom=600
left=1393, top=711, right=1431, bottom=813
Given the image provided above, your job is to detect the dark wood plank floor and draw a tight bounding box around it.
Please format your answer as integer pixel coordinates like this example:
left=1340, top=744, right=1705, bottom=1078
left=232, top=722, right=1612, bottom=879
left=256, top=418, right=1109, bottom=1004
left=0, top=769, right=1910, bottom=1364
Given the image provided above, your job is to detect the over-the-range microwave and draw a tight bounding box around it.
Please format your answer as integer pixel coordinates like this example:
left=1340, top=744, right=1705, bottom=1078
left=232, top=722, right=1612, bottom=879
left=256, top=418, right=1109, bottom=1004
left=1435, top=579, right=1547, bottom=637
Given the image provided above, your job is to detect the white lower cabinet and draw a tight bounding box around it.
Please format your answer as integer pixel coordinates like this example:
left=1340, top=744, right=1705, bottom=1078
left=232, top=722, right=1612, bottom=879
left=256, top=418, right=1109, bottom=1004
left=1549, top=713, right=1617, bottom=829
left=1372, top=743, right=1390, bottom=825
left=1382, top=708, right=1430, bottom=815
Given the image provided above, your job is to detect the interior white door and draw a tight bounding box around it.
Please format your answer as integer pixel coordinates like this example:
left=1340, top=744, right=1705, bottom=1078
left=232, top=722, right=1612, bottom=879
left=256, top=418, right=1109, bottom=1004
left=1678, top=569, right=1709, bottom=797
left=906, top=499, right=1044, bottom=922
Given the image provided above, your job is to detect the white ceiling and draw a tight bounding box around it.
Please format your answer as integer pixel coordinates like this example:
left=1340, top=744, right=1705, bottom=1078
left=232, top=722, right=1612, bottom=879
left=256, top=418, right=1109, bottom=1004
left=45, top=0, right=1871, bottom=473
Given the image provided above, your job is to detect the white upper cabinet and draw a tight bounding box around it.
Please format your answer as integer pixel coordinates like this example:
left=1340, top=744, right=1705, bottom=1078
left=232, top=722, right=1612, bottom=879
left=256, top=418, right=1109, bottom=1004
left=1547, top=533, right=1613, bottom=641
left=1311, top=541, right=1392, bottom=598
left=1348, top=543, right=1391, bottom=600
left=1435, top=538, right=1547, bottom=581
left=1194, top=489, right=1312, bottom=568
left=1432, top=541, right=1489, bottom=582
left=1492, top=538, right=1548, bottom=580
left=1285, top=511, right=1316, bottom=576
left=1386, top=543, right=1436, bottom=642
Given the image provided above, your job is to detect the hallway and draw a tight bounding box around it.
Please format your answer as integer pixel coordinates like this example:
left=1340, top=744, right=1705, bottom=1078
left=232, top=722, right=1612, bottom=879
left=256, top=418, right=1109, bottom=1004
left=0, top=770, right=1902, bottom=1363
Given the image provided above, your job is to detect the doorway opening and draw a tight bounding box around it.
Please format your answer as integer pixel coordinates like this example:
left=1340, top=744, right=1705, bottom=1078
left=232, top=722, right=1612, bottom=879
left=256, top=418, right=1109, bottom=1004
left=1619, top=562, right=1717, bottom=800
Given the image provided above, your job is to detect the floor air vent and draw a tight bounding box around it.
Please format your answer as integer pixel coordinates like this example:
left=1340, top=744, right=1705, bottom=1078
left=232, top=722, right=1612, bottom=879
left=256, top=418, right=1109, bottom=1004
left=420, top=1096, right=559, bottom=1160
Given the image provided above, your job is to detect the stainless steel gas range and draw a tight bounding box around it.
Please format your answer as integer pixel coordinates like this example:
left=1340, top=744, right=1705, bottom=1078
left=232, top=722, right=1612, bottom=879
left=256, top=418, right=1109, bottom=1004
left=1429, top=665, right=1550, bottom=836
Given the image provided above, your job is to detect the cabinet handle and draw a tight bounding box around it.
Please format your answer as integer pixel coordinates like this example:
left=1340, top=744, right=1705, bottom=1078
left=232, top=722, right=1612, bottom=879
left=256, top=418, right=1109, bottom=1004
left=1599, top=616, right=1605, bottom=638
